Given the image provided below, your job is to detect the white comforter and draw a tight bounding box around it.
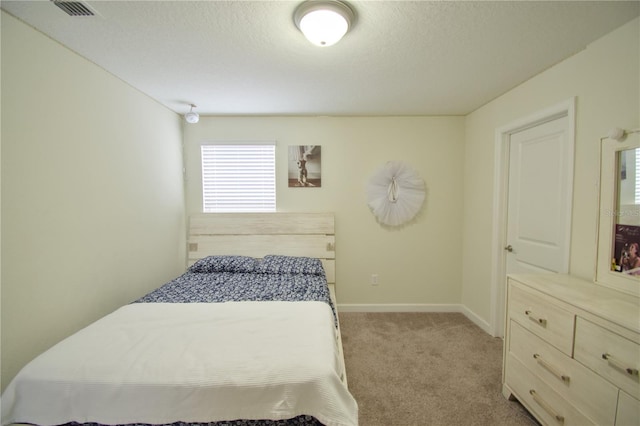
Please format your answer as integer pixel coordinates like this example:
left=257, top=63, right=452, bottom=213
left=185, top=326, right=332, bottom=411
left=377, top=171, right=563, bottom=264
left=1, top=301, right=358, bottom=426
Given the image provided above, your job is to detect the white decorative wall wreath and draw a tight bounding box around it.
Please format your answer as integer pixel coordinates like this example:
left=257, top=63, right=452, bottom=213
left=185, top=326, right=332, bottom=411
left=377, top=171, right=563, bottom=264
left=366, top=161, right=426, bottom=226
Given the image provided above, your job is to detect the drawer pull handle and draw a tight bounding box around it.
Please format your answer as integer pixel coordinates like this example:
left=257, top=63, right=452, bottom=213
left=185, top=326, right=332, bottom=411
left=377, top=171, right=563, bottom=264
left=525, top=310, right=547, bottom=326
left=529, top=389, right=565, bottom=424
left=602, top=353, right=639, bottom=376
left=533, top=354, right=570, bottom=383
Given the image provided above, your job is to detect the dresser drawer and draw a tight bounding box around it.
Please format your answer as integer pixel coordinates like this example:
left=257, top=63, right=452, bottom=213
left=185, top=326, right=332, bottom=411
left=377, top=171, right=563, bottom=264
left=505, top=353, right=595, bottom=426
left=508, top=320, right=618, bottom=425
left=508, top=281, right=575, bottom=355
left=616, top=391, right=640, bottom=426
left=574, top=317, right=640, bottom=400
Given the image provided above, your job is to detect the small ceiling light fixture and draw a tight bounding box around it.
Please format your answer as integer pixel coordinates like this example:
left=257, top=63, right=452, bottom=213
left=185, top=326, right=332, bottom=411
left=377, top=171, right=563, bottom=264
left=184, top=104, right=199, bottom=124
left=294, top=0, right=355, bottom=47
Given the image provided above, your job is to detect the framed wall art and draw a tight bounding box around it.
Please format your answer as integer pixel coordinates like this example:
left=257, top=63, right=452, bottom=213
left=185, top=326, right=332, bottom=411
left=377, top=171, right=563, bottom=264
left=288, top=145, right=321, bottom=187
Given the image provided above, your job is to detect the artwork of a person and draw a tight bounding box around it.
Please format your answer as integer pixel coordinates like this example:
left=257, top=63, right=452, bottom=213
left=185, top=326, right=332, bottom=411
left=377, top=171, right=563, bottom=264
left=297, top=158, right=308, bottom=186
left=620, top=242, right=640, bottom=275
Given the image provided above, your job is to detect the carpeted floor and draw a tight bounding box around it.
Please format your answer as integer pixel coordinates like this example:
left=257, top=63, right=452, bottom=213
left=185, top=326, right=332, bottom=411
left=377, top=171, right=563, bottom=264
left=338, top=312, right=540, bottom=426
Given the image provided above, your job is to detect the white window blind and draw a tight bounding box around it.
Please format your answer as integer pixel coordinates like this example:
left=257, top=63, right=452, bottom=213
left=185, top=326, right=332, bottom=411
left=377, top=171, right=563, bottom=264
left=635, top=148, right=640, bottom=204
left=201, top=143, right=276, bottom=212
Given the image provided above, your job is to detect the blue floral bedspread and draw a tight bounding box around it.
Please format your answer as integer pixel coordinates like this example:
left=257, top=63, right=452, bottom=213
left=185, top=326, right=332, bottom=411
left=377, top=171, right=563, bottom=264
left=134, top=270, right=336, bottom=327
left=67, top=417, right=321, bottom=426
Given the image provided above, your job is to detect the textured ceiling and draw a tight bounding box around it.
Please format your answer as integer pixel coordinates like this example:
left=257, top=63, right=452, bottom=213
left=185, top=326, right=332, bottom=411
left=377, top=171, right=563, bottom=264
left=2, top=0, right=639, bottom=116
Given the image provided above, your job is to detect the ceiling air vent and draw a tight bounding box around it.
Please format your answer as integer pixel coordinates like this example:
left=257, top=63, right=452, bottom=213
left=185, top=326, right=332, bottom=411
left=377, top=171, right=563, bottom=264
left=52, top=0, right=95, bottom=16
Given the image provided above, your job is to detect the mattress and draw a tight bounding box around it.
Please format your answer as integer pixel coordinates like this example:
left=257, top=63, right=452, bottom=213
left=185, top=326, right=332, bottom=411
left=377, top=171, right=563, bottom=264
left=1, top=255, right=357, bottom=426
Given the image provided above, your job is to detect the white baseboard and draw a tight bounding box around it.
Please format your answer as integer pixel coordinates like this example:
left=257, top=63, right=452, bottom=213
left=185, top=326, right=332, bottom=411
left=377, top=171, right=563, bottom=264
left=460, top=305, right=494, bottom=336
left=336, top=303, right=496, bottom=337
left=337, top=303, right=463, bottom=313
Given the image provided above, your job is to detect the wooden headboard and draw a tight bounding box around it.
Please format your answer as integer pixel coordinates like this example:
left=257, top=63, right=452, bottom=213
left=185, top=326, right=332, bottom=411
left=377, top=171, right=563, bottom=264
left=188, top=213, right=336, bottom=284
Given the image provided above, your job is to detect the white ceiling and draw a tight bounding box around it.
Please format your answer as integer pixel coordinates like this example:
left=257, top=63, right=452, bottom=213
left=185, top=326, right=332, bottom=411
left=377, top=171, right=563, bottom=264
left=2, top=0, right=639, bottom=117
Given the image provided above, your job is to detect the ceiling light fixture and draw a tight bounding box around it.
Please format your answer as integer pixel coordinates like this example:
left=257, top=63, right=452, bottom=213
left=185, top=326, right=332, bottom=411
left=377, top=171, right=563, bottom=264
left=184, top=104, right=199, bottom=124
left=294, top=0, right=355, bottom=47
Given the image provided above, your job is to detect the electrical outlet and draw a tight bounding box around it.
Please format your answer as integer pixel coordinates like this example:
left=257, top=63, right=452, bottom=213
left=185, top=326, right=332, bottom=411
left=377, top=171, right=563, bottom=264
left=371, top=274, right=379, bottom=286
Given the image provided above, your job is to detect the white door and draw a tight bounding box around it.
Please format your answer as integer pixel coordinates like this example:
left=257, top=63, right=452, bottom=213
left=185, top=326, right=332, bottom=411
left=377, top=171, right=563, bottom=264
left=505, top=115, right=573, bottom=275
left=491, top=101, right=575, bottom=338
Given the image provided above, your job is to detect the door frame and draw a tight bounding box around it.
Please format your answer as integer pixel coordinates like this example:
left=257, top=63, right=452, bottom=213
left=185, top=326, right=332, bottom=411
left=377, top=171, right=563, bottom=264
left=489, top=97, right=576, bottom=337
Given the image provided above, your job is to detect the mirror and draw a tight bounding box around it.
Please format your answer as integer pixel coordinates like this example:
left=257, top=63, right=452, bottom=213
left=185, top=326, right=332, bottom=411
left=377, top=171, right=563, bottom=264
left=596, top=135, right=640, bottom=296
left=612, top=148, right=640, bottom=273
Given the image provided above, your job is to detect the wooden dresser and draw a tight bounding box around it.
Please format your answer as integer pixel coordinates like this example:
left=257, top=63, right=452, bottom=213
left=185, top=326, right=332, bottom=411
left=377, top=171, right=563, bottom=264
left=503, top=274, right=640, bottom=425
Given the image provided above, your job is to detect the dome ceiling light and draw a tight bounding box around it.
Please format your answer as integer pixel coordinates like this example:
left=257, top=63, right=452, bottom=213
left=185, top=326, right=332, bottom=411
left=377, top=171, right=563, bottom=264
left=294, top=0, right=355, bottom=47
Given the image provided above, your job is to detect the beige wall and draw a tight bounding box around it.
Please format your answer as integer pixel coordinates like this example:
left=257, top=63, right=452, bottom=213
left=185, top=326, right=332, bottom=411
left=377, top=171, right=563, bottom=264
left=462, top=18, right=640, bottom=325
left=184, top=116, right=465, bottom=307
left=1, top=12, right=186, bottom=390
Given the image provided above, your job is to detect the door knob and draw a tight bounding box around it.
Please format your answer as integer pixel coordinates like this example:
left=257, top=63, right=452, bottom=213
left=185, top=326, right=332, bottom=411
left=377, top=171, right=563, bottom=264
left=504, top=245, right=513, bottom=252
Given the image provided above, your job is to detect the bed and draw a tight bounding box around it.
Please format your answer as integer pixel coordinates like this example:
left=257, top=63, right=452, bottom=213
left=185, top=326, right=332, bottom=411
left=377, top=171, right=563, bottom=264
left=1, top=213, right=357, bottom=426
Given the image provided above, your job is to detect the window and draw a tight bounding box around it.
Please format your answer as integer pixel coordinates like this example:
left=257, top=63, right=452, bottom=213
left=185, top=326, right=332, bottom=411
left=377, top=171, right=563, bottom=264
left=201, top=142, right=276, bottom=212
left=635, top=148, right=640, bottom=204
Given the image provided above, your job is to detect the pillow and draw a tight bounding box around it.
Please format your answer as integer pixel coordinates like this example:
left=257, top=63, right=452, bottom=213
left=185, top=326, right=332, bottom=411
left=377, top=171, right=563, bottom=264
left=258, top=255, right=325, bottom=275
left=188, top=255, right=258, bottom=273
